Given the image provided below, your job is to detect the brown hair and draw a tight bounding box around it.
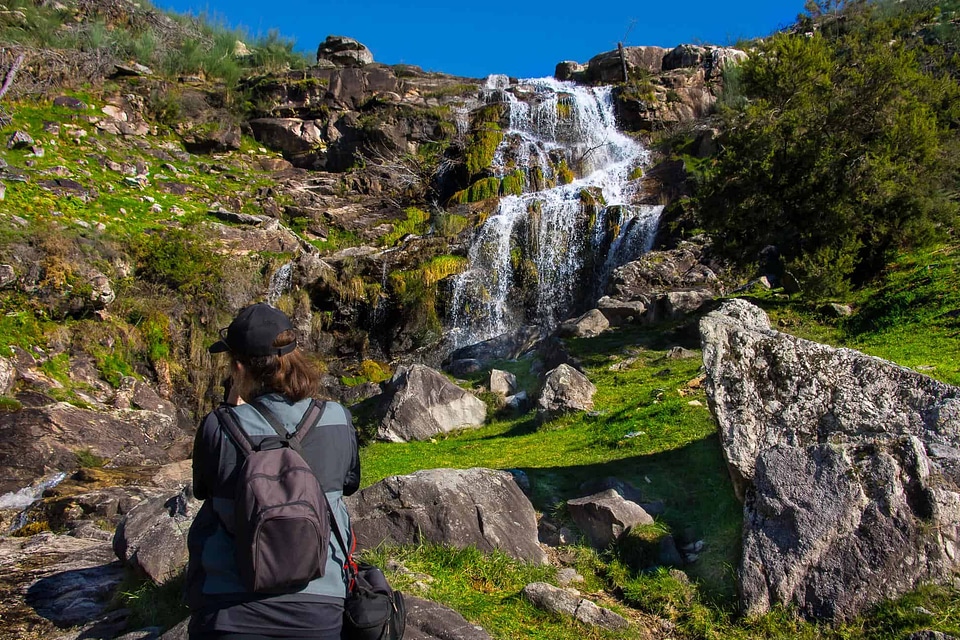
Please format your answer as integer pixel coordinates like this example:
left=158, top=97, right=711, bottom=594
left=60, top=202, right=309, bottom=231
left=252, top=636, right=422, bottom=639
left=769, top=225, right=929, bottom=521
left=232, top=330, right=319, bottom=402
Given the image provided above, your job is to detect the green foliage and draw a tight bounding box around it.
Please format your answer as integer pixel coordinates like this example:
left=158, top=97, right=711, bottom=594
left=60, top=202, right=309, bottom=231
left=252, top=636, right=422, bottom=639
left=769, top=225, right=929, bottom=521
left=132, top=227, right=225, bottom=301
left=74, top=448, right=107, bottom=468
left=699, top=14, right=960, bottom=298
left=115, top=570, right=189, bottom=631
left=0, top=396, right=22, bottom=412
left=381, top=207, right=430, bottom=247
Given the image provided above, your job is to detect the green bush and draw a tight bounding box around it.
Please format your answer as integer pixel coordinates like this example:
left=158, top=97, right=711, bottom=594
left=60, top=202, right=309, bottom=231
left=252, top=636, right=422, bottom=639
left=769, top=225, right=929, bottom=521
left=698, top=14, right=960, bottom=294
left=133, top=227, right=225, bottom=301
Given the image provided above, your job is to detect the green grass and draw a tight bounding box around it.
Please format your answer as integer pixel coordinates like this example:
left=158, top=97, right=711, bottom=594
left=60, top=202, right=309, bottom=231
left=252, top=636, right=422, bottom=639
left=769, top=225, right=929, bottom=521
left=357, top=268, right=960, bottom=638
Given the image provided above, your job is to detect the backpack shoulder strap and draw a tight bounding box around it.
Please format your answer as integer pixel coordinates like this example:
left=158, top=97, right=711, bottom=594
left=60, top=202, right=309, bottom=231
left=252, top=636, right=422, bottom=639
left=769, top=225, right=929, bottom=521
left=247, top=399, right=326, bottom=454
left=215, top=406, right=255, bottom=457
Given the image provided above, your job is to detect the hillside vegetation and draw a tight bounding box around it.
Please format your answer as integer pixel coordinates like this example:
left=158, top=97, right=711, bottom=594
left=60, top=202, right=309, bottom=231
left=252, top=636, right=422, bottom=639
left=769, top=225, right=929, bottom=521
left=696, top=0, right=959, bottom=298
left=0, top=0, right=959, bottom=639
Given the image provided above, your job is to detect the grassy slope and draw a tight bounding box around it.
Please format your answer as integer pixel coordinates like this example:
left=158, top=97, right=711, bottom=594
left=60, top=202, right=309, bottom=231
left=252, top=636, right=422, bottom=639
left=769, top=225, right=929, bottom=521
left=357, top=244, right=960, bottom=639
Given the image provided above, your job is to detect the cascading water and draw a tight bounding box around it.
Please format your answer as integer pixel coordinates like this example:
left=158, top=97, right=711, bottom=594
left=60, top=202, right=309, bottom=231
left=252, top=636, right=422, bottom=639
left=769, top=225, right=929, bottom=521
left=1, top=472, right=66, bottom=532
left=449, top=76, right=663, bottom=349
left=266, top=263, right=293, bottom=305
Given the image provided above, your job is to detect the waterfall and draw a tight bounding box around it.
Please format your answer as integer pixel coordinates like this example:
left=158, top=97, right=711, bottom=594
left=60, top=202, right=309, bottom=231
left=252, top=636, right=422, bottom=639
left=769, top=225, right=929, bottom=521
left=449, top=77, right=663, bottom=349
left=2, top=472, right=67, bottom=532
left=267, top=262, right=293, bottom=305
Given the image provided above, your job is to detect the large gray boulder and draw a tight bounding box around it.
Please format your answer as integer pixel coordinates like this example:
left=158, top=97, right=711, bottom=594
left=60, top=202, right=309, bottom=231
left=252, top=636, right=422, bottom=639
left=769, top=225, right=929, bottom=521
left=700, top=299, right=960, bottom=620
left=345, top=467, right=548, bottom=564
left=557, top=308, right=609, bottom=338
left=375, top=365, right=487, bottom=442
left=316, top=35, right=374, bottom=66
left=1, top=533, right=124, bottom=631
left=0, top=403, right=191, bottom=494
left=113, top=486, right=202, bottom=585
left=586, top=46, right=668, bottom=83
left=566, top=489, right=654, bottom=549
left=536, top=364, right=596, bottom=423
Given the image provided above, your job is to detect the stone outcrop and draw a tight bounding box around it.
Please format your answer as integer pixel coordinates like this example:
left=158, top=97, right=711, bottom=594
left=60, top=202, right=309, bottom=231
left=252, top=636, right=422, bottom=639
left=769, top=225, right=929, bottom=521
left=557, top=308, right=609, bottom=338
left=536, top=364, right=596, bottom=422
left=586, top=46, right=669, bottom=83
left=113, top=486, right=201, bottom=584
left=0, top=533, right=124, bottom=636
left=317, top=35, right=374, bottom=67
left=345, top=467, right=548, bottom=564
left=700, top=299, right=960, bottom=620
left=488, top=369, right=517, bottom=396
left=566, top=489, right=654, bottom=549
left=602, top=239, right=722, bottom=325
left=403, top=595, right=494, bottom=639
left=522, top=582, right=629, bottom=630
left=559, top=43, right=747, bottom=131
left=0, top=403, right=192, bottom=494
left=374, top=364, right=487, bottom=442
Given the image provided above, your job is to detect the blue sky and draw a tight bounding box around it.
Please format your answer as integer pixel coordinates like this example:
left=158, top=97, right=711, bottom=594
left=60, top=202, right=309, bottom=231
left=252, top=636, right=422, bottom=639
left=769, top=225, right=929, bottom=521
left=154, top=1, right=805, bottom=79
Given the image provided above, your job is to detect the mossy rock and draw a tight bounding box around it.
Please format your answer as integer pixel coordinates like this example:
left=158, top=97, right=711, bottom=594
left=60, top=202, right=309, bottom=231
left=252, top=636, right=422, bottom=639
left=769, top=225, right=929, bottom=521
left=617, top=522, right=682, bottom=572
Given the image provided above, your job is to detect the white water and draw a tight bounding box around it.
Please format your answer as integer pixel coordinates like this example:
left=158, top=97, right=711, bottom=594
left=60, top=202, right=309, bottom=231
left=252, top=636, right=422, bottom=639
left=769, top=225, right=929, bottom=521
left=449, top=77, right=663, bottom=348
left=266, top=263, right=293, bottom=305
left=2, top=472, right=67, bottom=532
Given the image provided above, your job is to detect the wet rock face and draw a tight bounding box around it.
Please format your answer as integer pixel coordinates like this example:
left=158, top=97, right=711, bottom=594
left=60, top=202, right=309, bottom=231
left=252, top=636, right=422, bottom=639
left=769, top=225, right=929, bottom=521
left=700, top=299, right=960, bottom=621
left=346, top=467, right=548, bottom=565
left=0, top=403, right=192, bottom=494
left=0, top=533, right=124, bottom=636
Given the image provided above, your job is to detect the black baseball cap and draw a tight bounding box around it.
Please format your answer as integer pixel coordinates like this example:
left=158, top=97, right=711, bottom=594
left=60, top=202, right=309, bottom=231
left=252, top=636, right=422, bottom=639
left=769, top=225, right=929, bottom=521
left=209, top=303, right=297, bottom=357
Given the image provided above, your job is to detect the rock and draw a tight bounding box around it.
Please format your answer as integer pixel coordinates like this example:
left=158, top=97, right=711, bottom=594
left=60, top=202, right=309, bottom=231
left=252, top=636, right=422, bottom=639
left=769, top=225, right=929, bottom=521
left=554, top=61, right=586, bottom=82
left=178, top=122, right=242, bottom=153
left=113, top=486, right=201, bottom=585
left=113, top=62, right=153, bottom=77
left=209, top=208, right=266, bottom=226
left=587, top=46, right=668, bottom=83
left=159, top=619, right=188, bottom=640
left=700, top=299, right=960, bottom=621
left=346, top=467, right=548, bottom=564
left=102, top=105, right=127, bottom=121
left=7, top=130, right=33, bottom=149
left=662, top=289, right=713, bottom=319
left=249, top=118, right=326, bottom=169
left=556, top=567, right=584, bottom=586
left=489, top=369, right=517, bottom=396
left=536, top=364, right=596, bottom=422
left=374, top=365, right=487, bottom=442
left=504, top=391, right=528, bottom=412
left=905, top=632, right=960, bottom=640
left=0, top=533, right=124, bottom=631
left=596, top=296, right=647, bottom=325
left=0, top=403, right=191, bottom=494
left=522, top=582, right=629, bottom=630
left=87, top=272, right=115, bottom=309
left=447, top=326, right=542, bottom=366
left=0, top=355, right=14, bottom=394
left=567, top=489, right=654, bottom=549
left=557, top=308, right=609, bottom=338
left=403, top=595, right=494, bottom=639
left=663, top=346, right=697, bottom=360
left=820, top=302, right=853, bottom=318
left=446, top=358, right=482, bottom=376
left=317, top=35, right=374, bottom=66
left=130, top=380, right=177, bottom=417
left=53, top=96, right=88, bottom=110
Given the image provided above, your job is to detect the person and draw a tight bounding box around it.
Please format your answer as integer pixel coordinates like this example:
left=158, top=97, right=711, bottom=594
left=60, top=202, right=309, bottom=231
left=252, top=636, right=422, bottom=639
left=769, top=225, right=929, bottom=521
left=185, top=303, right=360, bottom=640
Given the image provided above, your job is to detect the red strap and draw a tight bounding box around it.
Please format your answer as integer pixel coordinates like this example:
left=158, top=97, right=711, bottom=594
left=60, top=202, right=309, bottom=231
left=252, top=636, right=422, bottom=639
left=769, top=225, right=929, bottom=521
left=344, top=528, right=360, bottom=590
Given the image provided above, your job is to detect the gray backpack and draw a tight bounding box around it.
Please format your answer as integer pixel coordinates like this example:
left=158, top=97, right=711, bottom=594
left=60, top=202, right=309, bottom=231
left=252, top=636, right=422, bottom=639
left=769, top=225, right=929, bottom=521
left=216, top=399, right=330, bottom=593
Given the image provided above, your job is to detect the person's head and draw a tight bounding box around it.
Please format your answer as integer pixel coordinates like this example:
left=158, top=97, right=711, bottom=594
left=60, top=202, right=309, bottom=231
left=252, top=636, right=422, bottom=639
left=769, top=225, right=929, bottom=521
left=209, top=303, right=319, bottom=402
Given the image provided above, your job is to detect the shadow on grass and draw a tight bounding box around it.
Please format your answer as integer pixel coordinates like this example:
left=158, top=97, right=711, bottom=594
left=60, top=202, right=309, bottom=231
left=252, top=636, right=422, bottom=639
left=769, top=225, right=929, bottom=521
left=516, top=433, right=743, bottom=605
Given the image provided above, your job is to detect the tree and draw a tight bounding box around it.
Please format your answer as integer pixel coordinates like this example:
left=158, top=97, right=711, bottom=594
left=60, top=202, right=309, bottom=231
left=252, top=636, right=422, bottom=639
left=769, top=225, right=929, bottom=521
left=699, top=16, right=959, bottom=297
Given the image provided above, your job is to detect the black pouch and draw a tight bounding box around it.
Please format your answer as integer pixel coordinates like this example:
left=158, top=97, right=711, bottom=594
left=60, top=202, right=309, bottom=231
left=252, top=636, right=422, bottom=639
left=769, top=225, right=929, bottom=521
left=342, top=563, right=406, bottom=640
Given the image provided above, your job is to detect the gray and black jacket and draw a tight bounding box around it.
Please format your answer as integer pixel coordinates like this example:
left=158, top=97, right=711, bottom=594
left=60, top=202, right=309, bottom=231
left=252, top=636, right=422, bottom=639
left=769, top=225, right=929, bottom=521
left=185, top=393, right=360, bottom=612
